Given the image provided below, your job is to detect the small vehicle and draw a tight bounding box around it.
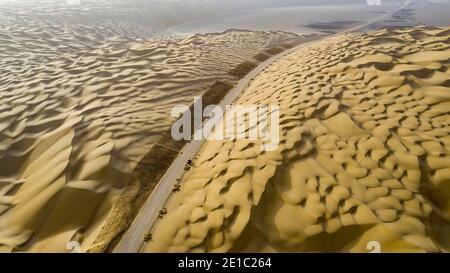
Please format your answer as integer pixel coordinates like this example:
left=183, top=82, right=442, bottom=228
left=144, top=232, right=152, bottom=242
left=172, top=184, right=181, bottom=192
left=158, top=208, right=167, bottom=219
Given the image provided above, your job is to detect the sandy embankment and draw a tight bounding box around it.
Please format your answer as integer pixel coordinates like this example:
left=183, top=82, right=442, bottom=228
left=0, top=26, right=299, bottom=252
left=146, top=26, right=450, bottom=253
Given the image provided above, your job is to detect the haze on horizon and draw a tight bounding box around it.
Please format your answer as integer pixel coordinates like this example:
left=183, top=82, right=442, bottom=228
left=0, top=0, right=406, bottom=35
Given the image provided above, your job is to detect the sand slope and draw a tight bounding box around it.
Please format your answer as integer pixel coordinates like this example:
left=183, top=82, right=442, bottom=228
left=0, top=27, right=297, bottom=252
left=146, top=26, right=450, bottom=253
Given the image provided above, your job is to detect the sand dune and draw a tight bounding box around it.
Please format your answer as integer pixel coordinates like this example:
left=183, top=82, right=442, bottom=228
left=0, top=0, right=216, bottom=38
left=146, top=26, right=450, bottom=253
left=0, top=25, right=298, bottom=252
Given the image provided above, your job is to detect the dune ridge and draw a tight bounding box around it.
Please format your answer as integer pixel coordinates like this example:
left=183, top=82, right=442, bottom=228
left=146, top=26, right=450, bottom=253
left=0, top=28, right=298, bottom=252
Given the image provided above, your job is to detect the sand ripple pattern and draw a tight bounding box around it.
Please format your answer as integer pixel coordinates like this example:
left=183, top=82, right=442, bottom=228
left=147, top=26, right=450, bottom=253
left=0, top=27, right=296, bottom=252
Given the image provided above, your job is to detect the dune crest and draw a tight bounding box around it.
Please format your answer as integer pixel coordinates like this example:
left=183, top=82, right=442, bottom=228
left=0, top=29, right=298, bottom=252
left=146, top=26, right=450, bottom=253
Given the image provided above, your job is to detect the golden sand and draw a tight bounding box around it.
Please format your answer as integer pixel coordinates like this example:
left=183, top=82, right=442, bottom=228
left=146, top=26, right=450, bottom=253
left=0, top=30, right=298, bottom=252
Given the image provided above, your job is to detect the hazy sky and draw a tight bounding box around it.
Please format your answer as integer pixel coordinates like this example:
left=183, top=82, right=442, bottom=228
left=5, top=0, right=447, bottom=36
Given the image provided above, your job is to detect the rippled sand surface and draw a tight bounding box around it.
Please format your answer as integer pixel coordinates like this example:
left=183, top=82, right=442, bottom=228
left=147, top=26, right=450, bottom=253
left=0, top=18, right=297, bottom=252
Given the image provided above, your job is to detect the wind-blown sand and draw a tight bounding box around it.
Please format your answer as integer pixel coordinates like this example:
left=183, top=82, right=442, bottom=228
left=146, top=26, right=450, bottom=253
left=0, top=27, right=298, bottom=252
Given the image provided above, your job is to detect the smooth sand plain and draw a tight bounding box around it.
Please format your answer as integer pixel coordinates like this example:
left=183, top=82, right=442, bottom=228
left=146, top=26, right=450, bottom=253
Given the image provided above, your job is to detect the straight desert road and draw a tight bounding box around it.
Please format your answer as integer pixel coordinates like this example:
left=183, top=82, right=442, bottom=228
left=113, top=39, right=314, bottom=253
left=113, top=0, right=411, bottom=253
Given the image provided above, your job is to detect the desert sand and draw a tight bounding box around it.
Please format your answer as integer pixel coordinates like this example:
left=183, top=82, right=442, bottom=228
left=0, top=26, right=298, bottom=252
left=146, top=26, right=450, bottom=253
